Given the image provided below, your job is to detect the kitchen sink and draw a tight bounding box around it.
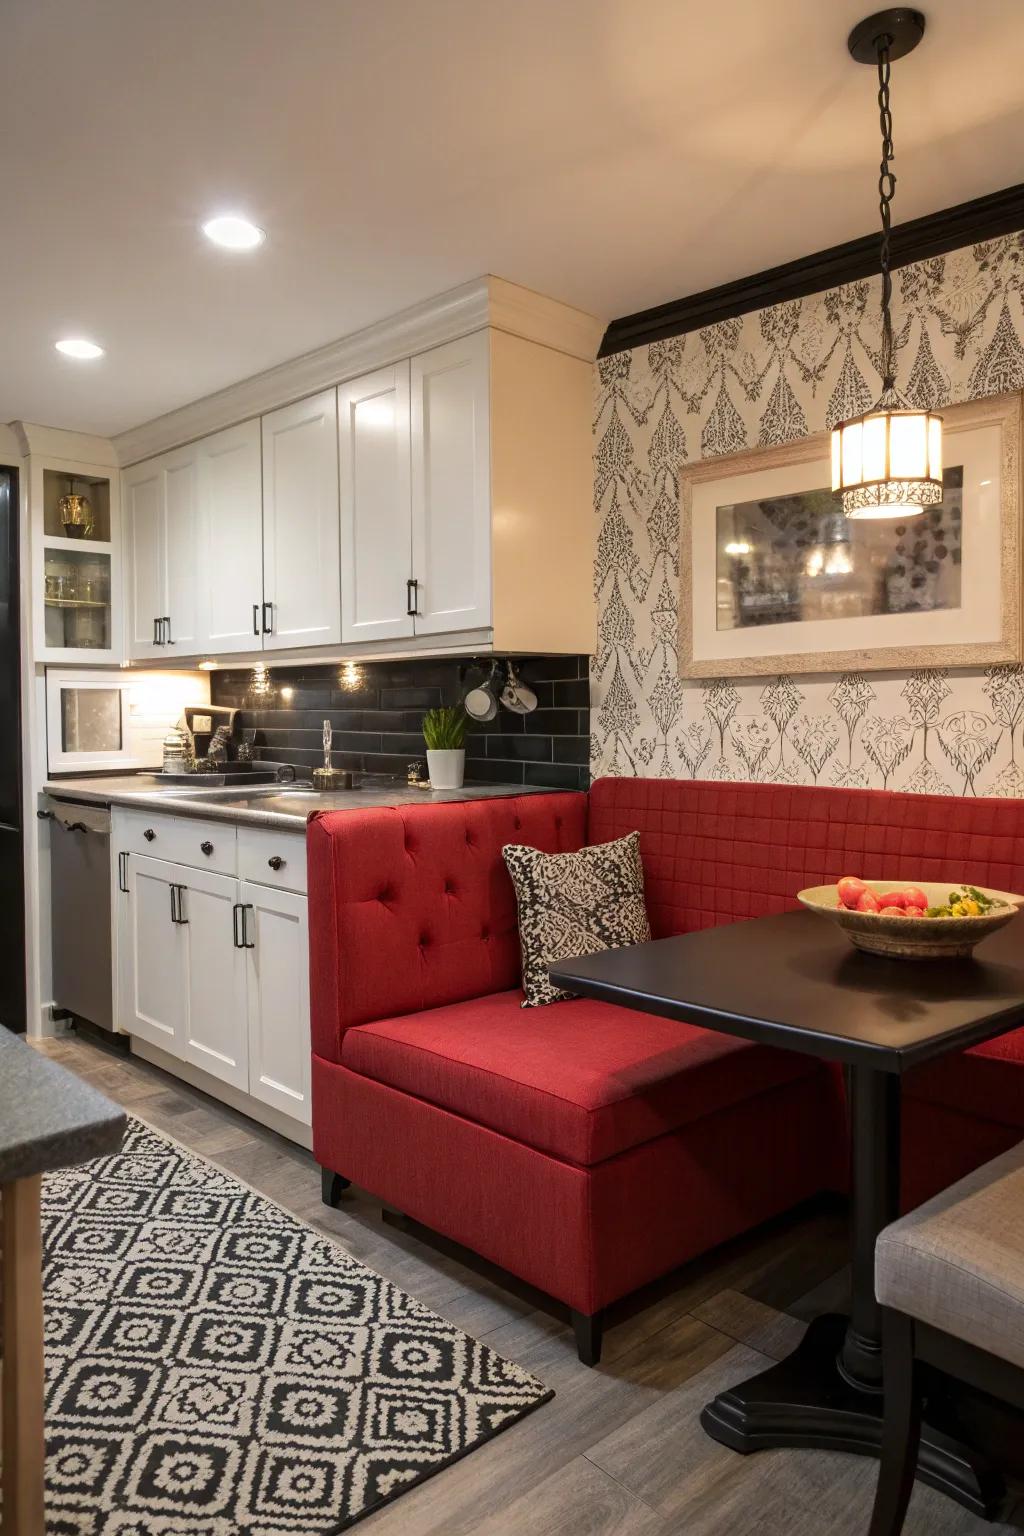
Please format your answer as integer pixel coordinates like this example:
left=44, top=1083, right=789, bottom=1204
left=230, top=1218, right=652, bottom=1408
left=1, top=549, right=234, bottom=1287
left=167, top=784, right=346, bottom=811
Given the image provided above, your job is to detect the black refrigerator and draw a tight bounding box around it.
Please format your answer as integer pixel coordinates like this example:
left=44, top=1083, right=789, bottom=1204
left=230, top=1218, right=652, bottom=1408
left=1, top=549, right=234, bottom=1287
left=0, top=465, right=24, bottom=1031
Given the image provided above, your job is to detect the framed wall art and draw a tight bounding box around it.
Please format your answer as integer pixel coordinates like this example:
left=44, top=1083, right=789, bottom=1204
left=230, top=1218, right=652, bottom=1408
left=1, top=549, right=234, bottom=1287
left=679, top=392, right=1022, bottom=679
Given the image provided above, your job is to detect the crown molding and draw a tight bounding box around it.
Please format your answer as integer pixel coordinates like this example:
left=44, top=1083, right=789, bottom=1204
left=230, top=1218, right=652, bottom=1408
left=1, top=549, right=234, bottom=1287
left=485, top=276, right=605, bottom=364
left=114, top=276, right=603, bottom=466
left=599, top=181, right=1024, bottom=357
left=10, top=422, right=119, bottom=467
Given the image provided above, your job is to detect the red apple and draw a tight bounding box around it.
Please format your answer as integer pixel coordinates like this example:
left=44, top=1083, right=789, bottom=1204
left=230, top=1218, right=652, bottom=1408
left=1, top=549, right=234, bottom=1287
left=837, top=876, right=867, bottom=907
left=856, top=890, right=881, bottom=913
left=876, top=890, right=906, bottom=908
left=902, top=886, right=928, bottom=910
left=880, top=905, right=907, bottom=917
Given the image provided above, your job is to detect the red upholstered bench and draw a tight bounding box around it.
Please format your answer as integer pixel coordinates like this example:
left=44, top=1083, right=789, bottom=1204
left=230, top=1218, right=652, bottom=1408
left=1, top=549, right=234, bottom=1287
left=308, top=778, right=1024, bottom=1364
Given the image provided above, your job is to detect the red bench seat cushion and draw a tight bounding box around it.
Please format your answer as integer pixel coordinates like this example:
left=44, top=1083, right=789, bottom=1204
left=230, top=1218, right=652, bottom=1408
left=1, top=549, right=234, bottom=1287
left=906, top=1027, right=1024, bottom=1131
left=341, top=989, right=824, bottom=1167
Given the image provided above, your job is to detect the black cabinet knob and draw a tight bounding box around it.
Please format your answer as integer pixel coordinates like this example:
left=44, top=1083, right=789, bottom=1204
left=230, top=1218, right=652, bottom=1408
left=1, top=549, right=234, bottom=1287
left=268, top=855, right=284, bottom=870
left=200, top=840, right=214, bottom=856
left=143, top=828, right=156, bottom=841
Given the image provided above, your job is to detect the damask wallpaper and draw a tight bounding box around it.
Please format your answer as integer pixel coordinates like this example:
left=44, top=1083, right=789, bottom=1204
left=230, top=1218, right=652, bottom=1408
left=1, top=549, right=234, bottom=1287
left=591, top=231, right=1024, bottom=796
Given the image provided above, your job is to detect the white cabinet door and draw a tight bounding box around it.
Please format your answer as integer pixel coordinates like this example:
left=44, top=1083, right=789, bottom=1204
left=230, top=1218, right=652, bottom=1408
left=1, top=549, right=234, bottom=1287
left=120, top=854, right=186, bottom=1051
left=410, top=331, right=491, bottom=635
left=261, top=390, right=341, bottom=649
left=198, top=419, right=264, bottom=654
left=123, top=458, right=166, bottom=659
left=242, top=881, right=311, bottom=1124
left=338, top=363, right=414, bottom=644
left=179, top=866, right=249, bottom=1091
left=163, top=444, right=200, bottom=655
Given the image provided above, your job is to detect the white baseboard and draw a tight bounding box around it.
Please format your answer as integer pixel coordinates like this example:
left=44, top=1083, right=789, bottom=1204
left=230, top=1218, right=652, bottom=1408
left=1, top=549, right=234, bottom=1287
left=31, top=1002, right=74, bottom=1041
left=131, top=1037, right=313, bottom=1151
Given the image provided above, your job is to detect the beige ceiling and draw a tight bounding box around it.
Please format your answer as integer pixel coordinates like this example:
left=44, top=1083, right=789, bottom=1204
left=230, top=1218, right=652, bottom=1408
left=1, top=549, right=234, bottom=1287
left=3, top=0, right=1023, bottom=437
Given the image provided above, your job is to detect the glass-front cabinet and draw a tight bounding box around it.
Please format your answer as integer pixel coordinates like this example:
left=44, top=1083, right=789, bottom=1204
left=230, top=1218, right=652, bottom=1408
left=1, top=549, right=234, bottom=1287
left=32, top=458, right=122, bottom=663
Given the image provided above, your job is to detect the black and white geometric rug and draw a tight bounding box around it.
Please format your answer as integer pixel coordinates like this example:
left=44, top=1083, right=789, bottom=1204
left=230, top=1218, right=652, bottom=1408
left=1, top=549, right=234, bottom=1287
left=35, top=1119, right=553, bottom=1533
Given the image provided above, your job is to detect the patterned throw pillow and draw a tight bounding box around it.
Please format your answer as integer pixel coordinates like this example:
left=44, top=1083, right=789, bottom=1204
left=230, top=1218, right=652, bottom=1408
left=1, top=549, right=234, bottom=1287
left=502, top=832, right=651, bottom=1007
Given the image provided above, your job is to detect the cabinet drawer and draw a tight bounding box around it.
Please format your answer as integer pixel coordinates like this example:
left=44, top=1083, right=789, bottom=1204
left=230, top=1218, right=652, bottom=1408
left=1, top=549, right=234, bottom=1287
left=238, top=826, right=307, bottom=893
left=119, top=810, right=237, bottom=875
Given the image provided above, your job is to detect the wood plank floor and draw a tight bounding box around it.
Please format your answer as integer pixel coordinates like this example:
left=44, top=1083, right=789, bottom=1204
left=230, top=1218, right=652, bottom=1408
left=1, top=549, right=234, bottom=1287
left=38, top=1033, right=1024, bottom=1536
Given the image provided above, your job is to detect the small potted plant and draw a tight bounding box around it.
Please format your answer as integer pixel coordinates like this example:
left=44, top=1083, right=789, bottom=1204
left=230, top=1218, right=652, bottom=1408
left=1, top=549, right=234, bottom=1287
left=422, top=706, right=468, bottom=790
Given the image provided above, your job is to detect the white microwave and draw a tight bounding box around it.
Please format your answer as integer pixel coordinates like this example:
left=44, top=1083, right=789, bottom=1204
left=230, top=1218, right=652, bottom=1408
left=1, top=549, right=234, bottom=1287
left=46, top=669, right=211, bottom=774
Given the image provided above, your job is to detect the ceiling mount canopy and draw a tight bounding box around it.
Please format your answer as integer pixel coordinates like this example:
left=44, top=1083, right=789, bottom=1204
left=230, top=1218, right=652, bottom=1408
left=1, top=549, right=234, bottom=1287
left=831, top=8, right=943, bottom=521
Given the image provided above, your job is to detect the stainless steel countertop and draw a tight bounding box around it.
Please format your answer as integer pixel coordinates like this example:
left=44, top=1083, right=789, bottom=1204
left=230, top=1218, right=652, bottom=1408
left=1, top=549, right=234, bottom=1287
left=42, top=774, right=557, bottom=831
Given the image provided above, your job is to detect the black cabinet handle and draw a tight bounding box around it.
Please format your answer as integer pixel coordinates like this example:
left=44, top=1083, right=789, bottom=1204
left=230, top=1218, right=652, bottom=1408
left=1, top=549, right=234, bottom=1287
left=253, top=603, right=260, bottom=637
left=118, top=851, right=129, bottom=893
left=233, top=902, right=254, bottom=948
left=164, top=615, right=174, bottom=645
left=200, top=840, right=214, bottom=856
left=153, top=617, right=161, bottom=645
left=406, top=577, right=419, bottom=617
left=267, top=855, right=284, bottom=870
left=170, top=884, right=188, bottom=924
left=262, top=601, right=274, bottom=635
left=143, top=828, right=156, bottom=842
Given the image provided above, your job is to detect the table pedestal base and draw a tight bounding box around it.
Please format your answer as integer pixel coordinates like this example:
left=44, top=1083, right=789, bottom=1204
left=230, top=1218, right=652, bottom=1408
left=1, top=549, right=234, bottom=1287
left=701, top=1314, right=1006, bottom=1520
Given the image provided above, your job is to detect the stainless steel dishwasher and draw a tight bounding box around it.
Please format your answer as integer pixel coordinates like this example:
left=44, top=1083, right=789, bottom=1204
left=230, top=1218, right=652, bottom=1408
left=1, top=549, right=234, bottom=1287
left=43, top=797, right=114, bottom=1033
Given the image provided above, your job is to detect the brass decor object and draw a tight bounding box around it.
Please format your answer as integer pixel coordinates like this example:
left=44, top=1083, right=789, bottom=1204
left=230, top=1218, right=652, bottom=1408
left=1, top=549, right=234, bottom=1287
left=57, top=489, right=94, bottom=539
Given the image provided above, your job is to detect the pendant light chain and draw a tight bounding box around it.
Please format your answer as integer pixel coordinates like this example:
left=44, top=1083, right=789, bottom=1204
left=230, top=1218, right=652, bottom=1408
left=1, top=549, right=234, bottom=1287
left=832, top=9, right=942, bottom=519
left=876, top=37, right=896, bottom=389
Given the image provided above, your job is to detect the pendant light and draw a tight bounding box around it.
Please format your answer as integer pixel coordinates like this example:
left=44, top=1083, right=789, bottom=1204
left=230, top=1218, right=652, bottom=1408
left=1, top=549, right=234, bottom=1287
left=831, top=9, right=942, bottom=520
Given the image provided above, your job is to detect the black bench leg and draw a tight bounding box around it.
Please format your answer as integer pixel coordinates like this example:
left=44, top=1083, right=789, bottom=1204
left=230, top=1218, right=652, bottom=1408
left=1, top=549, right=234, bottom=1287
left=869, top=1310, right=922, bottom=1536
left=320, top=1167, right=351, bottom=1208
left=571, top=1309, right=604, bottom=1367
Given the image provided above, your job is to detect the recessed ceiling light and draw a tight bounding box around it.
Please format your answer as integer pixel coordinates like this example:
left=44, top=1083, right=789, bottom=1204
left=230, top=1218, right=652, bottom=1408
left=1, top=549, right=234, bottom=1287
left=55, top=338, right=104, bottom=359
left=201, top=214, right=266, bottom=250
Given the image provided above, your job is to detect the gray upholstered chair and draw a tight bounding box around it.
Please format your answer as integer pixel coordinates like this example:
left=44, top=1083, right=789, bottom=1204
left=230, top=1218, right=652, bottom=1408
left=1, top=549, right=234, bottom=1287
left=869, top=1139, right=1024, bottom=1535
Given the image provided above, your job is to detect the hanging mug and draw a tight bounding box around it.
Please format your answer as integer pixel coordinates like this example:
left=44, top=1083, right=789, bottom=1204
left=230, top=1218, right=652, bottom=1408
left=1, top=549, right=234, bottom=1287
left=464, top=662, right=500, bottom=723
left=499, top=661, right=538, bottom=715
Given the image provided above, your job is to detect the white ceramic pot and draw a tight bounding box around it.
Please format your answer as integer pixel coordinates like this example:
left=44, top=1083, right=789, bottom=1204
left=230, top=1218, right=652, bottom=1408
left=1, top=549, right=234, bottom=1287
left=426, top=749, right=465, bottom=790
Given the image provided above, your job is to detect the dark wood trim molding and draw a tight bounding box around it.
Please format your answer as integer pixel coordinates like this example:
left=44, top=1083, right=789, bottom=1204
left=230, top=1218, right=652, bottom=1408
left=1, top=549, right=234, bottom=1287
left=599, top=182, right=1024, bottom=358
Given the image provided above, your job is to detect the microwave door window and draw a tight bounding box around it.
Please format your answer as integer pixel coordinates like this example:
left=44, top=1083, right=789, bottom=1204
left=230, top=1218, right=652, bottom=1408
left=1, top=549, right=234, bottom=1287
left=61, top=688, right=123, bottom=754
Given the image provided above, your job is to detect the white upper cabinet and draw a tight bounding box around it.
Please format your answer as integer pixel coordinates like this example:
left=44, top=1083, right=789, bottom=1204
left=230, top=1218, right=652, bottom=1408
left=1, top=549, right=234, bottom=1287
left=261, top=390, right=341, bottom=650
left=410, top=332, right=492, bottom=636
left=124, top=444, right=200, bottom=660
left=197, top=419, right=263, bottom=654
left=123, top=459, right=166, bottom=658
left=338, top=364, right=414, bottom=644
left=120, top=285, right=598, bottom=662
left=162, top=445, right=200, bottom=653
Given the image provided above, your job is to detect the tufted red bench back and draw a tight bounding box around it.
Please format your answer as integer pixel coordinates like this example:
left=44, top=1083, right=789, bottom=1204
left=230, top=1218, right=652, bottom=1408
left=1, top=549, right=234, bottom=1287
left=588, top=778, right=1024, bottom=939
left=309, top=778, right=1024, bottom=1065
left=308, top=793, right=587, bottom=1062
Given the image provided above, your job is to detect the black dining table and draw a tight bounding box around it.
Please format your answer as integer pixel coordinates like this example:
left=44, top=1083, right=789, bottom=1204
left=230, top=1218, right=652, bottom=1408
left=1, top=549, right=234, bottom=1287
left=550, top=910, right=1024, bottom=1518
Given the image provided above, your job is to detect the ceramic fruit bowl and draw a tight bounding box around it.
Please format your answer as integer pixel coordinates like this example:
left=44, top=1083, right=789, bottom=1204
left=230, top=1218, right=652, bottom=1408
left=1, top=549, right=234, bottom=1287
left=797, top=880, right=1024, bottom=960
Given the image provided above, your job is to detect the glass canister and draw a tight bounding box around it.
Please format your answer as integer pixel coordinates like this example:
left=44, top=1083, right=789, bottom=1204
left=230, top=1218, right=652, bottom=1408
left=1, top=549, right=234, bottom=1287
left=162, top=728, right=191, bottom=774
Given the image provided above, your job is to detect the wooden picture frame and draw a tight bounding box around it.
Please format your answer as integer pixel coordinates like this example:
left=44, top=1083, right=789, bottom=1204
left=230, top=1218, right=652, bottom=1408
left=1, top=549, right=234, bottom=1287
left=679, top=392, right=1022, bottom=679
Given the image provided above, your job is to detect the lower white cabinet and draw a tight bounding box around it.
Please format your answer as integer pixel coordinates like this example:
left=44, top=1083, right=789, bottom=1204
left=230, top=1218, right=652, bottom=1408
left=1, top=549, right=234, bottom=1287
left=113, top=813, right=311, bottom=1133
left=180, top=864, right=249, bottom=1091
left=243, top=881, right=310, bottom=1120
left=120, top=854, right=187, bottom=1053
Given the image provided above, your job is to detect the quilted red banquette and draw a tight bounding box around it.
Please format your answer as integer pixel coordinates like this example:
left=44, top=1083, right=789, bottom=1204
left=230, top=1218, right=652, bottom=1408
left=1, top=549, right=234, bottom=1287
left=308, top=778, right=1024, bottom=1364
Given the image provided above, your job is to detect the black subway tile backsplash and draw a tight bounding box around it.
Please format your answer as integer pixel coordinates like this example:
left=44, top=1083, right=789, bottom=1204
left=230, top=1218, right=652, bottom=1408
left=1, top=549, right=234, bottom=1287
left=213, top=654, right=591, bottom=792
left=552, top=678, right=590, bottom=709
